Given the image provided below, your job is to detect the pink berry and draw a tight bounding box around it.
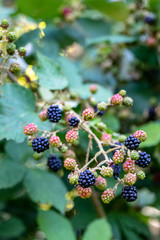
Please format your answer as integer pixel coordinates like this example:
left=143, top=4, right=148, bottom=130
left=65, top=130, right=79, bottom=143
left=123, top=159, right=135, bottom=173
left=49, top=135, right=61, bottom=147
left=95, top=176, right=107, bottom=191
left=63, top=149, right=76, bottom=159
left=147, top=37, right=156, bottom=47
left=82, top=108, right=94, bottom=121
left=110, top=93, right=123, bottom=106
left=39, top=109, right=47, bottom=121
left=24, top=123, right=37, bottom=135
left=77, top=186, right=92, bottom=199
left=62, top=7, right=72, bottom=18
left=101, top=188, right=114, bottom=204
left=100, top=166, right=113, bottom=177
left=133, top=130, right=147, bottom=142
left=64, top=158, right=77, bottom=170
left=90, top=84, right=98, bottom=94
left=124, top=173, right=136, bottom=185
left=101, top=133, right=112, bottom=146
left=113, top=150, right=124, bottom=164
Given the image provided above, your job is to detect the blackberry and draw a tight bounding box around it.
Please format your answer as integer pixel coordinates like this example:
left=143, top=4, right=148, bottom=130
left=148, top=106, right=156, bottom=121
left=94, top=105, right=105, bottom=116
left=111, top=164, right=121, bottom=180
left=47, top=155, right=62, bottom=172
left=78, top=170, right=95, bottom=188
left=145, top=15, right=155, bottom=25
left=125, top=135, right=140, bottom=150
left=122, top=185, right=137, bottom=202
left=32, top=137, right=49, bottom=153
left=47, top=105, right=62, bottom=123
left=69, top=116, right=80, bottom=127
left=135, top=151, right=151, bottom=168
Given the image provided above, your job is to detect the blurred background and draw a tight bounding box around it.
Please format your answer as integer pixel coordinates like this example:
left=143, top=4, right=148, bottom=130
left=0, top=0, right=160, bottom=239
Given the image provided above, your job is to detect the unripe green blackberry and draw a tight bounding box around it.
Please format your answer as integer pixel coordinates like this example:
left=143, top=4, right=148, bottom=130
left=96, top=122, right=107, bottom=131
left=137, top=170, right=146, bottom=180
left=72, top=139, right=79, bottom=146
left=118, top=135, right=126, bottom=143
left=101, top=188, right=114, bottom=204
left=0, top=19, right=9, bottom=28
left=18, top=47, right=27, bottom=57
left=68, top=173, right=79, bottom=185
left=97, top=102, right=107, bottom=111
left=63, top=103, right=72, bottom=112
left=0, top=32, right=2, bottom=40
left=100, top=166, right=113, bottom=177
left=124, top=173, right=136, bottom=185
left=90, top=97, right=98, bottom=106
left=33, top=152, right=43, bottom=160
left=6, top=42, right=16, bottom=55
left=70, top=91, right=78, bottom=99
left=9, top=63, right=21, bottom=74
left=123, top=97, right=133, bottom=107
left=7, top=32, right=16, bottom=42
left=59, top=145, right=68, bottom=153
left=95, top=176, right=107, bottom=191
left=131, top=150, right=139, bottom=160
left=119, top=89, right=126, bottom=97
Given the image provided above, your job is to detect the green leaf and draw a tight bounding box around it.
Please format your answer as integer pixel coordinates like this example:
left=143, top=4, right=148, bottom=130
left=0, top=6, right=15, bottom=19
left=16, top=0, right=63, bottom=19
left=0, top=216, right=25, bottom=238
left=86, top=35, right=139, bottom=46
left=149, top=0, right=160, bottom=13
left=23, top=169, right=67, bottom=213
left=84, top=0, right=129, bottom=22
left=36, top=52, right=68, bottom=90
left=104, top=114, right=120, bottom=132
left=0, top=83, right=51, bottom=143
left=0, top=159, right=26, bottom=189
left=83, top=218, right=112, bottom=240
left=38, top=210, right=76, bottom=240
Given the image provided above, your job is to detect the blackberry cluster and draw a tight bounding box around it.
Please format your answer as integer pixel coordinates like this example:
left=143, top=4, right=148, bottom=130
left=32, top=137, right=49, bottom=153
left=122, top=186, right=137, bottom=202
left=135, top=151, right=151, bottom=168
left=111, top=164, right=121, bottom=180
left=69, top=116, right=80, bottom=127
left=47, top=105, right=62, bottom=123
left=47, top=155, right=62, bottom=172
left=94, top=105, right=105, bottom=116
left=125, top=135, right=140, bottom=150
left=78, top=170, right=95, bottom=188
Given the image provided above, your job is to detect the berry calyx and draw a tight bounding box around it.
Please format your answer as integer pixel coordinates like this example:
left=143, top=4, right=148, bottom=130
left=47, top=155, right=62, bottom=172
left=82, top=108, right=94, bottom=121
left=125, top=135, right=140, bottom=150
left=9, top=63, right=21, bottom=74
left=124, top=173, right=136, bottom=185
left=78, top=169, right=95, bottom=188
left=49, top=135, right=61, bottom=147
left=133, top=130, right=147, bottom=142
left=18, top=47, right=27, bottom=57
left=113, top=150, right=124, bottom=164
left=110, top=93, right=123, bottom=106
left=39, top=109, right=48, bottom=121
left=100, top=166, right=113, bottom=177
left=47, top=105, right=62, bottom=123
left=0, top=19, right=9, bottom=28
left=135, top=151, right=151, bottom=168
left=65, top=130, right=79, bottom=143
left=64, top=158, right=76, bottom=171
left=95, top=176, right=107, bottom=191
left=101, top=133, right=112, bottom=146
left=90, top=84, right=98, bottom=94
left=6, top=42, right=16, bottom=55
left=77, top=186, right=92, bottom=199
left=68, top=116, right=80, bottom=127
left=130, top=150, right=139, bottom=160
left=137, top=170, right=146, bottom=180
left=59, top=144, right=68, bottom=153
left=97, top=102, right=107, bottom=111
left=101, top=188, right=114, bottom=204
left=122, top=185, right=137, bottom=202
left=123, top=159, right=135, bottom=173
left=7, top=32, right=16, bottom=42
left=32, top=137, right=49, bottom=153
left=24, top=123, right=37, bottom=135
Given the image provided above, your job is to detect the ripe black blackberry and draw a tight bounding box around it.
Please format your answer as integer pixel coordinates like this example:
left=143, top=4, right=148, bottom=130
left=32, top=137, right=49, bottom=153
left=111, top=164, right=121, bottom=180
left=122, top=185, right=137, bottom=202
left=135, top=151, right=151, bottom=168
left=78, top=170, right=95, bottom=188
left=125, top=135, right=140, bottom=150
left=69, top=116, right=80, bottom=127
left=47, top=155, right=62, bottom=172
left=145, top=15, right=155, bottom=25
left=47, top=105, right=62, bottom=123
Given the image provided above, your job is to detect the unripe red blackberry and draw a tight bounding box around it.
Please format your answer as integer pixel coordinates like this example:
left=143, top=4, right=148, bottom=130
left=59, top=144, right=68, bottom=153
left=137, top=170, right=146, bottom=180
left=77, top=186, right=92, bottom=199
left=63, top=103, right=72, bottom=112
left=101, top=188, right=114, bottom=204
left=97, top=102, right=107, bottom=111
left=63, top=149, right=76, bottom=159
left=123, top=159, right=135, bottom=173
left=24, top=123, right=37, bottom=135
left=90, top=84, right=98, bottom=94
left=68, top=172, right=79, bottom=185
left=123, top=97, right=133, bottom=107
left=64, top=158, right=76, bottom=170
left=18, top=47, right=27, bottom=57
left=147, top=37, right=156, bottom=47
left=65, top=130, right=79, bottom=143
left=113, top=150, right=124, bottom=164
left=124, top=173, right=136, bottom=185
left=9, top=63, right=21, bottom=74
left=39, top=109, right=48, bottom=121
left=100, top=166, right=113, bottom=177
left=133, top=130, right=147, bottom=142
left=0, top=32, right=3, bottom=40
left=6, top=42, right=16, bottom=55
left=101, top=133, right=112, bottom=146
left=110, top=94, right=123, bottom=106
left=119, top=89, right=126, bottom=97
left=96, top=122, right=107, bottom=131
left=7, top=32, right=16, bottom=42
left=0, top=19, right=9, bottom=28
left=49, top=135, right=61, bottom=147
left=130, top=150, right=139, bottom=160
left=95, top=176, right=107, bottom=191
left=82, top=108, right=94, bottom=121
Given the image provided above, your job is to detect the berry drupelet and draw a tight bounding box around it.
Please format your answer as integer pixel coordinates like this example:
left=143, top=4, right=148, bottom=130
left=47, top=105, right=62, bottom=123
left=111, top=164, right=121, bottom=180
left=47, top=155, right=62, bottom=172
left=78, top=170, right=95, bottom=188
left=68, top=116, right=80, bottom=127
left=122, top=185, right=137, bottom=202
left=135, top=151, right=151, bottom=168
left=32, top=137, right=49, bottom=153
left=125, top=135, right=140, bottom=150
